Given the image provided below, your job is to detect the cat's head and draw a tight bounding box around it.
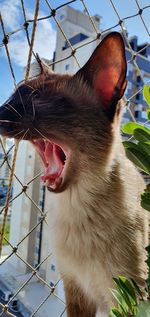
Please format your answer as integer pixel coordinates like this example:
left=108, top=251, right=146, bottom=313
left=0, top=32, right=127, bottom=192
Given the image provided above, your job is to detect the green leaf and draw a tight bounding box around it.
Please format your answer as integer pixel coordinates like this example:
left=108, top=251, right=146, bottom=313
left=135, top=301, right=150, bottom=317
left=131, top=279, right=144, bottom=300
left=141, top=192, right=150, bottom=211
left=118, top=276, right=137, bottom=306
left=138, top=142, right=150, bottom=156
left=145, top=244, right=150, bottom=293
left=123, top=141, right=138, bottom=149
left=146, top=109, right=150, bottom=120
left=143, top=184, right=150, bottom=194
left=146, top=244, right=150, bottom=253
left=113, top=277, right=132, bottom=306
left=111, top=289, right=128, bottom=314
left=133, top=129, right=150, bottom=142
left=143, top=85, right=150, bottom=106
left=125, top=147, right=150, bottom=174
left=113, top=276, right=138, bottom=315
left=109, top=308, right=123, bottom=317
left=122, top=122, right=150, bottom=135
left=123, top=141, right=150, bottom=161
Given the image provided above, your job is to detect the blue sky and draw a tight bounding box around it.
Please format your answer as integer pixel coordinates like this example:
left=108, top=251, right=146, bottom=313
left=0, top=0, right=150, bottom=104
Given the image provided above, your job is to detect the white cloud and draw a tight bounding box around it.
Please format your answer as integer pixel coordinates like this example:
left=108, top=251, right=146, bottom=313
left=1, top=1, right=56, bottom=67
left=0, top=0, right=20, bottom=29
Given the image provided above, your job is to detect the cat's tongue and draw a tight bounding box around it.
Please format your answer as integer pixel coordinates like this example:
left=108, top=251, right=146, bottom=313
left=32, top=140, right=66, bottom=190
left=41, top=142, right=63, bottom=183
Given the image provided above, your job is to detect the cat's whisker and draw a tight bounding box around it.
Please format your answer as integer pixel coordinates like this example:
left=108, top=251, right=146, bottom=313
left=17, top=86, right=27, bottom=115
left=0, top=129, right=25, bottom=138
left=23, top=89, right=37, bottom=121
left=11, top=129, right=29, bottom=144
left=33, top=127, right=49, bottom=141
left=13, top=129, right=26, bottom=139
left=5, top=103, right=22, bottom=118
left=24, top=83, right=40, bottom=94
left=0, top=120, right=21, bottom=124
left=32, top=99, right=36, bottom=121
left=17, top=84, right=40, bottom=119
left=19, top=128, right=30, bottom=141
left=26, top=88, right=39, bottom=101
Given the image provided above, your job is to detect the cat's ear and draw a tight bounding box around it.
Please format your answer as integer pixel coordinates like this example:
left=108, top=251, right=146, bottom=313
left=76, top=32, right=127, bottom=119
left=24, top=55, right=53, bottom=79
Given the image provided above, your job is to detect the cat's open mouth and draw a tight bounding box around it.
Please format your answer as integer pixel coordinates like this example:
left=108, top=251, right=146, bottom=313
left=32, top=139, right=70, bottom=192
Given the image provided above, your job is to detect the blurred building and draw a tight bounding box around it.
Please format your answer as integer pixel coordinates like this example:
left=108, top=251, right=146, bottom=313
left=0, top=139, right=12, bottom=179
left=7, top=141, right=44, bottom=273
left=53, top=6, right=150, bottom=124
left=125, top=36, right=150, bottom=122
left=54, top=5, right=100, bottom=74
left=0, top=138, right=13, bottom=207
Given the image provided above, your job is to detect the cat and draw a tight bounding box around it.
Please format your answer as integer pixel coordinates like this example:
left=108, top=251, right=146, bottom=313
left=0, top=32, right=148, bottom=317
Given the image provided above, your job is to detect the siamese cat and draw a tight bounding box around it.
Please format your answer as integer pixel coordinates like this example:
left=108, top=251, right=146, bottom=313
left=0, top=32, right=148, bottom=317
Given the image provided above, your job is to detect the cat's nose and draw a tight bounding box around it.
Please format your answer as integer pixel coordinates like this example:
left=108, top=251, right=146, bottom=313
left=0, top=97, right=20, bottom=137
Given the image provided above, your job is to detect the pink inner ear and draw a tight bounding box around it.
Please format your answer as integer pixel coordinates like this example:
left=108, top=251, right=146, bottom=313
left=94, top=66, right=120, bottom=107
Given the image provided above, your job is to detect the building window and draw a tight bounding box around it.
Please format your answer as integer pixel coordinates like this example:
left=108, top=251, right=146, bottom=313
left=65, top=64, right=70, bottom=71
left=134, top=110, right=139, bottom=119
left=39, top=200, right=43, bottom=207
left=62, top=33, right=89, bottom=50
left=137, top=75, right=141, bottom=83
left=37, top=230, right=40, bottom=239
left=136, top=93, right=140, bottom=100
left=50, top=281, right=54, bottom=288
left=59, top=14, right=65, bottom=21
left=0, top=153, right=4, bottom=159
left=51, top=264, right=56, bottom=271
left=57, top=10, right=66, bottom=21
left=35, top=246, right=39, bottom=254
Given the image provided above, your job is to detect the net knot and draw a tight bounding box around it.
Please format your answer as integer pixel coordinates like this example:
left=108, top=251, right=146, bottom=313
left=24, top=22, right=29, bottom=30
left=97, top=33, right=101, bottom=39
left=2, top=35, right=9, bottom=45
left=22, top=185, right=28, bottom=192
left=139, top=8, right=143, bottom=15
left=51, top=9, right=56, bottom=17
left=71, top=49, right=76, bottom=56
